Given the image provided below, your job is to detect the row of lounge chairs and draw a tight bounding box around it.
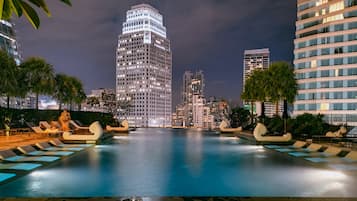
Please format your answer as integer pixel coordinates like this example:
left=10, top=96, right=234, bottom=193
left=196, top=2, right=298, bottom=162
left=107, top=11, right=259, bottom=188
left=265, top=141, right=357, bottom=170
left=0, top=139, right=92, bottom=183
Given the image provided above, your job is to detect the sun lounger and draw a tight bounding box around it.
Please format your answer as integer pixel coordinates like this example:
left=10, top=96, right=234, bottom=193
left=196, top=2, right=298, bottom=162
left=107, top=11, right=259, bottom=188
left=36, top=142, right=83, bottom=151
left=17, top=145, right=73, bottom=156
left=39, top=121, right=52, bottom=129
left=253, top=123, right=292, bottom=142
left=63, top=121, right=103, bottom=142
left=0, top=150, right=59, bottom=162
left=49, top=138, right=93, bottom=148
left=305, top=150, right=357, bottom=163
left=0, top=173, right=16, bottom=183
left=0, top=162, right=41, bottom=171
left=70, top=120, right=89, bottom=130
left=265, top=140, right=307, bottom=152
left=288, top=143, right=323, bottom=157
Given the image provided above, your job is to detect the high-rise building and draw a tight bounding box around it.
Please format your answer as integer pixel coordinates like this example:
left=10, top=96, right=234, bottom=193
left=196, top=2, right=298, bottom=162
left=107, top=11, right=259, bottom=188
left=116, top=4, right=172, bottom=127
left=0, top=20, right=21, bottom=65
left=181, top=70, right=205, bottom=126
left=243, top=48, right=282, bottom=117
left=294, top=0, right=357, bottom=125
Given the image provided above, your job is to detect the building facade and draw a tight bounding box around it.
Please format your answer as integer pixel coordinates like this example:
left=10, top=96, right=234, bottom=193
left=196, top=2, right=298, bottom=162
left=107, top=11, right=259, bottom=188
left=294, top=0, right=357, bottom=125
left=0, top=20, right=21, bottom=65
left=116, top=4, right=172, bottom=127
left=243, top=48, right=283, bottom=117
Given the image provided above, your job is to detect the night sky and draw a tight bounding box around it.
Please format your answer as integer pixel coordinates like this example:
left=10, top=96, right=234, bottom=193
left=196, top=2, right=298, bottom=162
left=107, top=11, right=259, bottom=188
left=13, top=0, right=297, bottom=108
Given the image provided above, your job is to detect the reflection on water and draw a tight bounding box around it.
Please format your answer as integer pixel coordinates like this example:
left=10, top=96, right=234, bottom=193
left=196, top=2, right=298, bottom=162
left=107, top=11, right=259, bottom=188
left=185, top=130, right=203, bottom=176
left=0, top=128, right=356, bottom=197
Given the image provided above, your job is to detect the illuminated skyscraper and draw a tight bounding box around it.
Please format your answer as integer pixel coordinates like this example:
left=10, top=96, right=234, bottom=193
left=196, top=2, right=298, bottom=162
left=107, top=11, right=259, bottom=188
left=116, top=4, right=172, bottom=127
left=294, top=0, right=357, bottom=125
left=0, top=20, right=21, bottom=65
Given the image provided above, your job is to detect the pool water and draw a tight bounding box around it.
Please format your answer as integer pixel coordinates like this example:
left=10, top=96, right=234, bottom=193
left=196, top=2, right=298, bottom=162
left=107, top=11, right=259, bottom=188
left=0, top=128, right=356, bottom=197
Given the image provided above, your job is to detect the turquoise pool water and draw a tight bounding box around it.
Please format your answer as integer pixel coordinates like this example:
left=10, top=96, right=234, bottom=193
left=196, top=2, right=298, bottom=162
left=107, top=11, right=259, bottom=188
left=0, top=128, right=357, bottom=197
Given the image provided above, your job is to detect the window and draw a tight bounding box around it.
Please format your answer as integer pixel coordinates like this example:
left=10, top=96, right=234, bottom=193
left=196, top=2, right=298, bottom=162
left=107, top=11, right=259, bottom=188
left=298, top=42, right=306, bottom=48
left=320, top=70, right=330, bottom=77
left=333, top=103, right=343, bottom=110
left=308, top=71, right=317, bottom=78
left=347, top=103, right=357, bottom=110
left=348, top=22, right=357, bottom=29
left=309, top=50, right=317, bottom=57
left=321, top=48, right=330, bottom=55
left=348, top=57, right=357, bottom=64
left=334, top=35, right=344, bottom=43
left=334, top=80, right=343, bottom=87
left=309, top=39, right=318, bottom=46
left=297, top=94, right=305, bottom=100
left=347, top=91, right=357, bottom=98
left=321, top=92, right=330, bottom=99
left=308, top=82, right=317, bottom=89
left=308, top=104, right=317, bottom=110
left=349, top=45, right=357, bottom=52
left=334, top=58, right=343, bottom=65
left=348, top=79, right=357, bottom=87
left=297, top=104, right=305, bottom=111
left=348, top=68, right=357, bottom=75
left=320, top=59, right=330, bottom=66
left=334, top=47, right=343, bottom=54
left=334, top=24, right=344, bottom=31
left=348, top=33, right=357, bottom=41
left=308, top=93, right=316, bottom=100
left=321, top=37, right=330, bottom=44
left=333, top=92, right=343, bottom=99
left=320, top=81, right=330, bottom=88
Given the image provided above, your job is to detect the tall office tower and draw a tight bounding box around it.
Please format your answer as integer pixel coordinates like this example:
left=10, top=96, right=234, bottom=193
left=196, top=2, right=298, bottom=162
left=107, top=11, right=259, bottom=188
left=243, top=48, right=282, bottom=117
left=294, top=0, right=357, bottom=125
left=182, top=70, right=205, bottom=126
left=0, top=20, right=21, bottom=65
left=116, top=4, right=172, bottom=127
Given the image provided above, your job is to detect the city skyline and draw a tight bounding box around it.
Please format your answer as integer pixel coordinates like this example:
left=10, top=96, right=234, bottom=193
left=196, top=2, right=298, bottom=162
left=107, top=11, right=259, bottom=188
left=12, top=0, right=296, bottom=107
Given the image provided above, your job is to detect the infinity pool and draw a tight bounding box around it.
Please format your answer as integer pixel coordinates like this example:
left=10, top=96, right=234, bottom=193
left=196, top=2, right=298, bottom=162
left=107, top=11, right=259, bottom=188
left=0, top=128, right=356, bottom=197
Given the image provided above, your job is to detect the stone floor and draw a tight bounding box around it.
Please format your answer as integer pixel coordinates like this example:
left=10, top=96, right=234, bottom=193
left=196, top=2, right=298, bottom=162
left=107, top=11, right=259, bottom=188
left=0, top=133, right=55, bottom=151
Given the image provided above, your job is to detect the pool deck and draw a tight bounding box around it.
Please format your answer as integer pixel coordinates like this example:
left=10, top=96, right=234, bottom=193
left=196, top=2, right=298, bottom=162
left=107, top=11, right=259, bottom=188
left=0, top=133, right=54, bottom=151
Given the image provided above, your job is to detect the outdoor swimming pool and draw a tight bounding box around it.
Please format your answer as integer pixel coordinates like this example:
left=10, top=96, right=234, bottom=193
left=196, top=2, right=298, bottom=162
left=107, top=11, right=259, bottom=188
left=0, top=128, right=357, bottom=197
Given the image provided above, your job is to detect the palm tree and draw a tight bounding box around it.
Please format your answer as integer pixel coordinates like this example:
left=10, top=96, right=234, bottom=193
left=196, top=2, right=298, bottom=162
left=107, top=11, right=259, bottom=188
left=267, top=62, right=298, bottom=117
left=53, top=74, right=71, bottom=110
left=0, top=0, right=71, bottom=29
left=20, top=57, right=55, bottom=110
left=241, top=69, right=268, bottom=124
left=267, top=61, right=298, bottom=133
left=0, top=50, right=17, bottom=109
left=70, top=77, right=86, bottom=111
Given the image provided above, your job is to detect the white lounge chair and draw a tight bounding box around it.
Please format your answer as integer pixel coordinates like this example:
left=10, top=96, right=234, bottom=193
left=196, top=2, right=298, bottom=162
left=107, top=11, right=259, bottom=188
left=253, top=123, right=292, bottom=142
left=106, top=120, right=129, bottom=133
left=62, top=121, right=103, bottom=142
left=219, top=120, right=242, bottom=133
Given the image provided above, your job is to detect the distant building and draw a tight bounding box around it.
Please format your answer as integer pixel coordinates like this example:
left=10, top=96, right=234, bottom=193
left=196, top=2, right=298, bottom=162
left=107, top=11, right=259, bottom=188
left=116, top=4, right=172, bottom=127
left=243, top=48, right=283, bottom=117
left=0, top=20, right=21, bottom=65
left=173, top=70, right=215, bottom=129
left=294, top=0, right=357, bottom=125
left=82, top=88, right=116, bottom=113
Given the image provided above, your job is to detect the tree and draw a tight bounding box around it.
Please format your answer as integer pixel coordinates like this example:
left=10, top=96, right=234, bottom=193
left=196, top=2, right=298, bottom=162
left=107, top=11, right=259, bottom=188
left=70, top=77, right=86, bottom=111
left=53, top=73, right=70, bottom=110
left=20, top=57, right=55, bottom=110
left=267, top=61, right=298, bottom=117
left=0, top=0, right=71, bottom=29
left=0, top=50, right=17, bottom=109
left=241, top=69, right=269, bottom=124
